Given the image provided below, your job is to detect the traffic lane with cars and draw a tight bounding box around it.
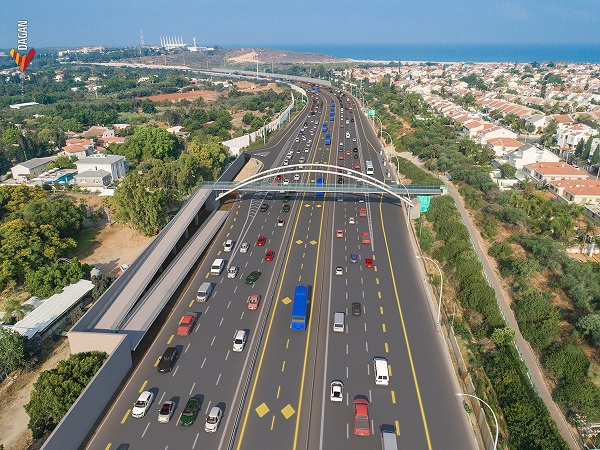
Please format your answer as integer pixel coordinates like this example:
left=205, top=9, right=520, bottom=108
left=86, top=92, right=324, bottom=449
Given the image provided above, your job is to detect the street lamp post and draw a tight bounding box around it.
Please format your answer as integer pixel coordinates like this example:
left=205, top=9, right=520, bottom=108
left=261, top=117, right=269, bottom=145
left=455, top=393, right=498, bottom=450
left=416, top=255, right=443, bottom=332
left=373, top=116, right=383, bottom=139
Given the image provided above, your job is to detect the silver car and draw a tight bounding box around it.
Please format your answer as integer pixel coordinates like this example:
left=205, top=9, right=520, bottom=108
left=240, top=243, right=249, bottom=253
left=204, top=406, right=223, bottom=432
left=233, top=329, right=247, bottom=352
left=158, top=401, right=175, bottom=423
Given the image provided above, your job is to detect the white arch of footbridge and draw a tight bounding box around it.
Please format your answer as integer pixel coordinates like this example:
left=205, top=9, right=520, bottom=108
left=214, top=163, right=414, bottom=208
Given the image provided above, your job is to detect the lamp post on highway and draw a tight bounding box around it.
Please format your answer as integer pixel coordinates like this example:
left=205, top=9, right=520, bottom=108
left=455, top=393, right=498, bottom=450
left=416, top=255, right=443, bottom=332
left=373, top=116, right=383, bottom=139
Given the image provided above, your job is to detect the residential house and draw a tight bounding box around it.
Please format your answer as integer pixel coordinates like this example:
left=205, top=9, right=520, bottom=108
left=487, top=137, right=523, bottom=157
left=462, top=120, right=486, bottom=138
left=549, top=179, right=600, bottom=204
left=501, top=144, right=560, bottom=169
left=74, top=169, right=112, bottom=187
left=554, top=123, right=598, bottom=149
left=10, top=156, right=58, bottom=182
left=476, top=126, right=518, bottom=145
left=82, top=126, right=115, bottom=139
left=97, top=136, right=126, bottom=147
left=523, top=162, right=589, bottom=184
left=524, top=114, right=550, bottom=133
left=74, top=154, right=128, bottom=183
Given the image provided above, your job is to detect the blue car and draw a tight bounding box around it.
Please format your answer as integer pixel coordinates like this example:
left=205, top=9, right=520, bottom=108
left=350, top=254, right=358, bottom=263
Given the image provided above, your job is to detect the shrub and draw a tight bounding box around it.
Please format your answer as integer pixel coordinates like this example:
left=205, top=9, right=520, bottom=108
left=513, top=290, right=560, bottom=350
left=553, top=380, right=600, bottom=422
left=488, top=241, right=513, bottom=259
left=545, top=343, right=590, bottom=382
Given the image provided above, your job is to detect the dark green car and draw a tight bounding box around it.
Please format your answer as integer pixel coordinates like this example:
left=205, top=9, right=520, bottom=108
left=179, top=397, right=200, bottom=426
left=245, top=271, right=262, bottom=284
left=282, top=195, right=291, bottom=203
left=282, top=205, right=290, bottom=212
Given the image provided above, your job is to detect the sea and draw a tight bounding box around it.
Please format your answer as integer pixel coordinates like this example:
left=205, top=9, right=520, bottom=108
left=247, top=43, right=600, bottom=64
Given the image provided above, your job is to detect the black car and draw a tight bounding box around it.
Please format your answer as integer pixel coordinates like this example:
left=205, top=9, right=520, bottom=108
left=157, top=347, right=178, bottom=373
left=259, top=203, right=269, bottom=212
left=352, top=302, right=362, bottom=316
left=338, top=176, right=344, bottom=184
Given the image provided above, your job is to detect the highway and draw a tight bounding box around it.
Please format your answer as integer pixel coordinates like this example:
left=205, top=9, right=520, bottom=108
left=87, top=85, right=475, bottom=450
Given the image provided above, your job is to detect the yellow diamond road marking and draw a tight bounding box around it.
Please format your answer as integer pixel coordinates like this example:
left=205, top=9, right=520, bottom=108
left=281, top=404, right=296, bottom=419
left=281, top=296, right=292, bottom=305
left=255, top=403, right=270, bottom=418
left=316, top=204, right=322, bottom=208
left=304, top=204, right=311, bottom=208
left=296, top=239, right=304, bottom=245
left=309, top=240, right=317, bottom=245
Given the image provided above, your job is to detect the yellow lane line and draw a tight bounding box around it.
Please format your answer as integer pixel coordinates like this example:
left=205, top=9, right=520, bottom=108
left=382, top=324, right=387, bottom=333
left=385, top=342, right=389, bottom=353
left=281, top=360, right=286, bottom=372
left=121, top=410, right=130, bottom=424
left=139, top=380, right=147, bottom=393
left=395, top=420, right=401, bottom=435
left=391, top=390, right=396, bottom=404
left=167, top=335, right=174, bottom=345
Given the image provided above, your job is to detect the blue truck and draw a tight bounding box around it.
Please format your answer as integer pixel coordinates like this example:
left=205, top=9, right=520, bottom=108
left=316, top=177, right=324, bottom=196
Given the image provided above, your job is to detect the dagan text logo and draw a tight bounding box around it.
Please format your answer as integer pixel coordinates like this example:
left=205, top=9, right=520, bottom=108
left=9, top=20, right=35, bottom=72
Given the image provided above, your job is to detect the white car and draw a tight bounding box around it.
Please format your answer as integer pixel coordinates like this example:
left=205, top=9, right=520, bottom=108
left=283, top=159, right=289, bottom=166
left=132, top=391, right=154, bottom=418
left=293, top=174, right=300, bottom=181
left=227, top=266, right=238, bottom=279
left=352, top=137, right=356, bottom=142
left=157, top=400, right=175, bottom=423
left=204, top=406, right=223, bottom=432
left=299, top=157, right=306, bottom=163
left=240, top=243, right=249, bottom=253
left=223, top=239, right=233, bottom=252
left=348, top=217, right=356, bottom=224
left=277, top=219, right=285, bottom=227
left=304, top=148, right=309, bottom=152
left=233, top=329, right=247, bottom=352
left=335, top=266, right=344, bottom=276
left=330, top=380, right=344, bottom=402
left=283, top=179, right=289, bottom=185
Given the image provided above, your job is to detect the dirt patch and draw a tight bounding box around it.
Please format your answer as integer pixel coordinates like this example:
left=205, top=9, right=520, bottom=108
left=143, top=89, right=222, bottom=103
left=0, top=338, right=71, bottom=450
left=227, top=50, right=259, bottom=64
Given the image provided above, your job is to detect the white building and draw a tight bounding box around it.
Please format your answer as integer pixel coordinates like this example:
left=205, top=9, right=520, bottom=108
left=75, top=154, right=128, bottom=182
left=10, top=156, right=58, bottom=182
left=500, top=144, right=560, bottom=170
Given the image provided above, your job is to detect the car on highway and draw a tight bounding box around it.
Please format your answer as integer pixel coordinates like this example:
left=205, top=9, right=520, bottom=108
left=358, top=197, right=365, bottom=203
left=348, top=217, right=356, bottom=224
left=157, top=401, right=175, bottom=423
left=299, top=157, right=306, bottom=163
left=265, top=250, right=274, bottom=261
left=335, top=266, right=344, bottom=276
left=359, top=207, right=367, bottom=217
left=352, top=302, right=362, bottom=316
left=275, top=174, right=282, bottom=182
left=353, top=147, right=358, bottom=152
left=132, top=391, right=154, bottom=418
left=204, top=406, right=223, bottom=433
left=293, top=174, right=300, bottom=181
left=233, top=329, right=247, bottom=352
left=354, top=154, right=359, bottom=159
left=354, top=162, right=361, bottom=169
left=283, top=178, right=289, bottom=185
left=361, top=232, right=371, bottom=244
left=245, top=271, right=261, bottom=284
left=247, top=294, right=261, bottom=310
left=179, top=397, right=200, bottom=426
left=353, top=398, right=370, bottom=436
left=277, top=219, right=285, bottom=227
left=283, top=159, right=289, bottom=166
left=352, top=137, right=357, bottom=142
left=257, top=236, right=266, bottom=246
left=227, top=266, right=238, bottom=278
left=223, top=239, right=233, bottom=252
left=283, top=195, right=291, bottom=202
left=240, top=242, right=250, bottom=253
left=338, top=154, right=344, bottom=160
left=365, top=258, right=373, bottom=268
left=336, top=229, right=344, bottom=238
left=177, top=313, right=198, bottom=336
left=282, top=204, right=290, bottom=212
left=350, top=253, right=358, bottom=263
left=157, top=347, right=178, bottom=373
left=330, top=380, right=344, bottom=402
left=260, top=203, right=269, bottom=212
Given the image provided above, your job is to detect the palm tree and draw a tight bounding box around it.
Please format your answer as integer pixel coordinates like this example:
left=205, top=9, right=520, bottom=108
left=2, top=298, right=34, bottom=324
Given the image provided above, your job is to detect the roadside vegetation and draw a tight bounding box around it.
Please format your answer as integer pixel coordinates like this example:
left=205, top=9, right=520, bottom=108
left=362, top=78, right=600, bottom=448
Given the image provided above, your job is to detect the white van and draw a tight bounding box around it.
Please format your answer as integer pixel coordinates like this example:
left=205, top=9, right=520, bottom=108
left=211, top=258, right=225, bottom=276
left=381, top=429, right=398, bottom=450
left=197, top=282, right=213, bottom=302
left=373, top=357, right=389, bottom=385
left=333, top=312, right=345, bottom=332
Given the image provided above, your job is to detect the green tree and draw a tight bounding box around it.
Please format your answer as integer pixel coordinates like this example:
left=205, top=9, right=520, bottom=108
left=0, top=327, right=27, bottom=374
left=545, top=343, right=589, bottom=382
left=24, top=351, right=107, bottom=438
left=574, top=139, right=585, bottom=158
left=116, top=126, right=183, bottom=163
left=0, top=185, right=48, bottom=220
left=242, top=112, right=255, bottom=126
left=2, top=298, right=34, bottom=324
left=140, top=99, right=156, bottom=114
left=553, top=380, right=600, bottom=422
left=583, top=136, right=594, bottom=160
left=499, top=163, right=517, bottom=179
left=47, top=155, right=77, bottom=170
left=590, top=145, right=600, bottom=166
left=90, top=274, right=113, bottom=301
left=491, top=326, right=516, bottom=346
left=25, top=258, right=85, bottom=298
left=21, top=199, right=84, bottom=238
left=577, top=314, right=600, bottom=345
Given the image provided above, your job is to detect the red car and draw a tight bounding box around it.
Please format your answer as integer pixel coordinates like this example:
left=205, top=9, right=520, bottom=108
left=353, top=398, right=370, bottom=436
left=336, top=229, right=344, bottom=238
left=257, top=236, right=266, bottom=246
left=354, top=162, right=361, bottom=170
left=247, top=294, right=261, bottom=310
left=338, top=154, right=344, bottom=160
left=359, top=207, right=367, bottom=217
left=275, top=174, right=282, bottom=181
left=265, top=250, right=274, bottom=261
left=365, top=258, right=373, bottom=268
left=362, top=232, right=371, bottom=244
left=177, top=313, right=198, bottom=336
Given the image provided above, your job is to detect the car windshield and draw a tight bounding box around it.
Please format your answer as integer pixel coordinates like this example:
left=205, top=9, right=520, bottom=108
left=135, top=400, right=146, bottom=407
left=207, top=416, right=217, bottom=423
left=160, top=405, right=170, bottom=413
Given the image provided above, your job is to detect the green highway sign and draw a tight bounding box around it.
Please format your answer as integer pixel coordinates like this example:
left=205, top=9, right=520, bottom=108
left=369, top=110, right=375, bottom=117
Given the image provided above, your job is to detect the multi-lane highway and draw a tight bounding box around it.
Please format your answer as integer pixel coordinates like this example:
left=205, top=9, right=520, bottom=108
left=87, top=85, right=475, bottom=450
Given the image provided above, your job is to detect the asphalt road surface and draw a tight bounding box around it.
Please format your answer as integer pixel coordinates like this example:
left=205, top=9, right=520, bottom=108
left=86, top=85, right=475, bottom=450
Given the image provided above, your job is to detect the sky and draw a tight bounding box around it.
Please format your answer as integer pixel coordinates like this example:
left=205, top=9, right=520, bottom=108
left=1, top=0, right=600, bottom=49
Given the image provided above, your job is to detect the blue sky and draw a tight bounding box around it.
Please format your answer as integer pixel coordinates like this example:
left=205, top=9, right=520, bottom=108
left=1, top=0, right=599, bottom=49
